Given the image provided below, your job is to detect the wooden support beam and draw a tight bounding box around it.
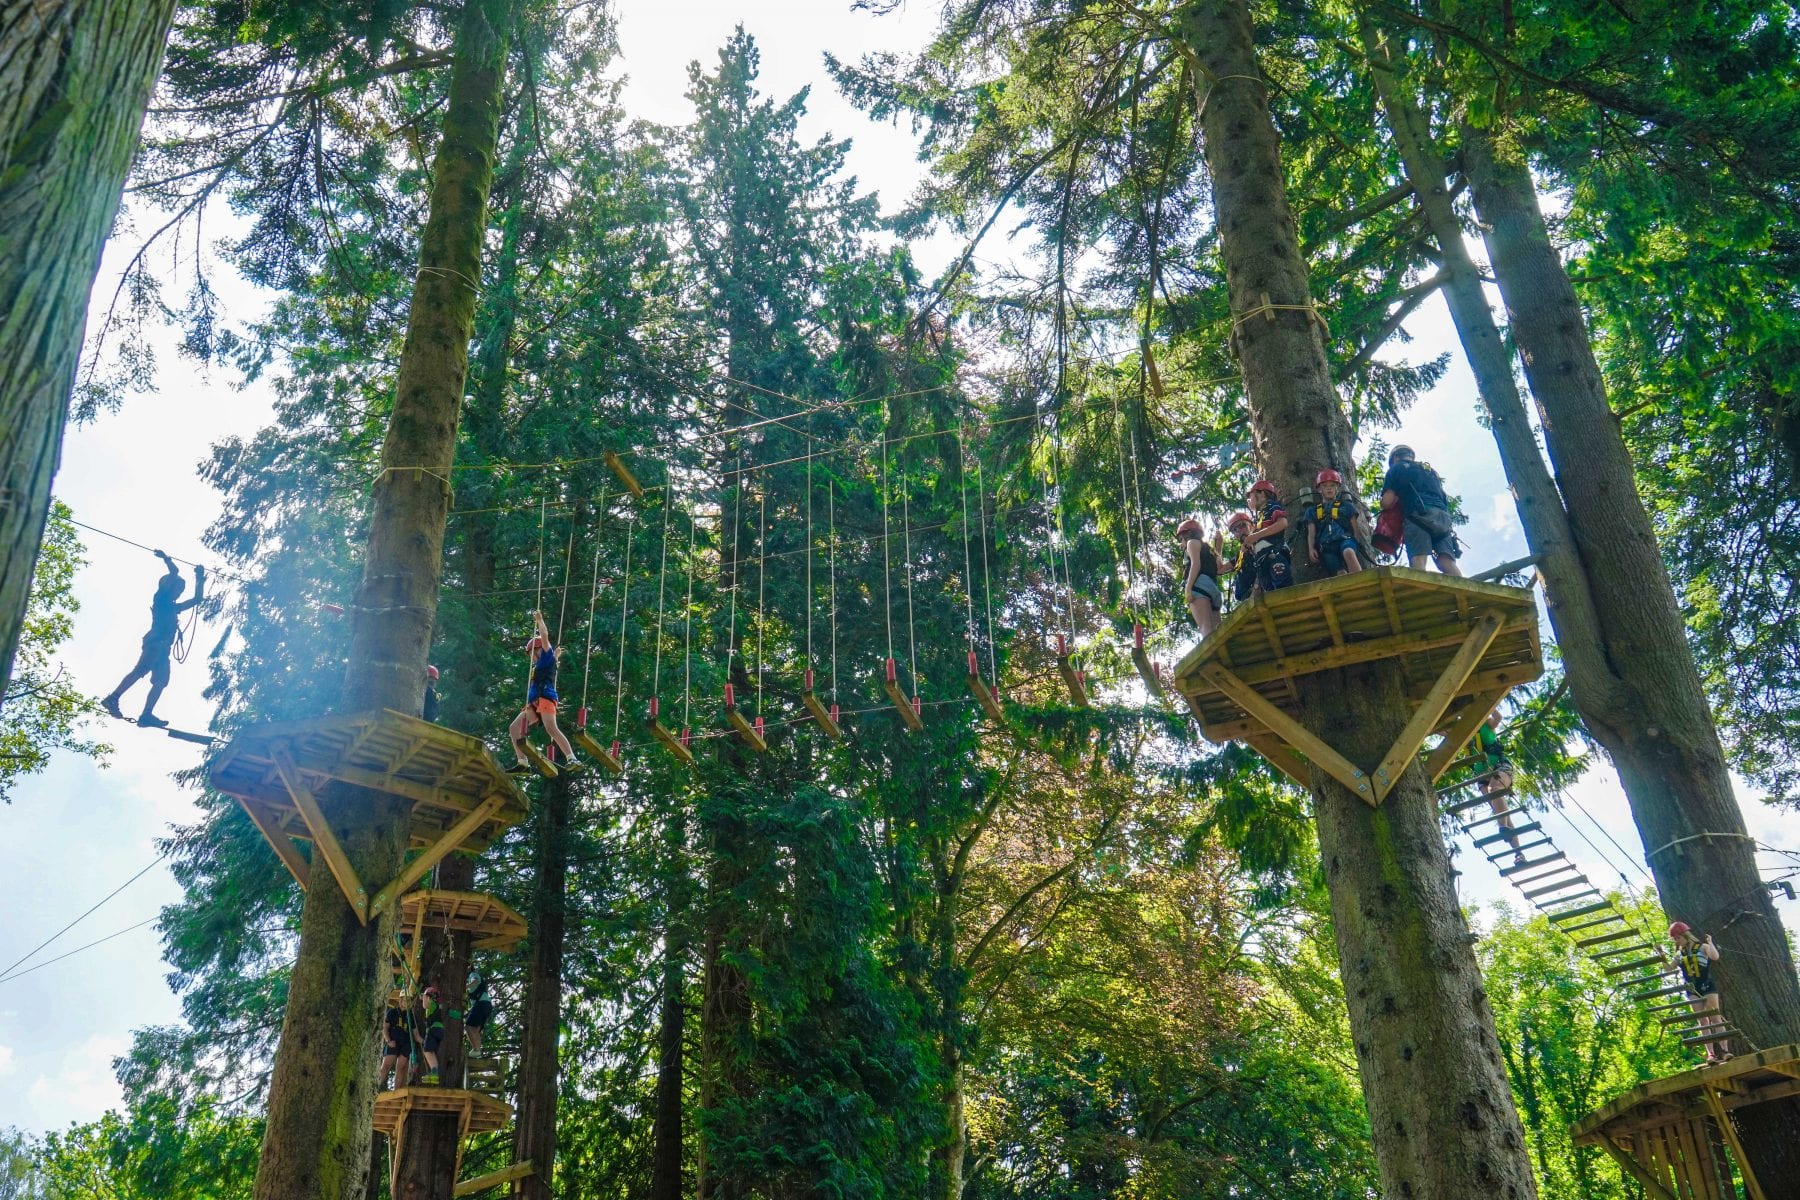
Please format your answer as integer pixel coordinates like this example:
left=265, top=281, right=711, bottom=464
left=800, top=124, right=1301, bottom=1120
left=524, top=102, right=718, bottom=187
left=453, top=1161, right=533, bottom=1197
left=1242, top=732, right=1311, bottom=789
left=1370, top=611, right=1505, bottom=802
left=1595, top=1139, right=1681, bottom=1200
left=367, top=795, right=505, bottom=920
left=1699, top=1086, right=1766, bottom=1200
left=1320, top=593, right=1344, bottom=646
left=272, top=744, right=370, bottom=922
left=1198, top=663, right=1374, bottom=804
left=1426, top=688, right=1508, bottom=781
left=238, top=799, right=310, bottom=889
left=520, top=741, right=558, bottom=779
left=603, top=450, right=644, bottom=498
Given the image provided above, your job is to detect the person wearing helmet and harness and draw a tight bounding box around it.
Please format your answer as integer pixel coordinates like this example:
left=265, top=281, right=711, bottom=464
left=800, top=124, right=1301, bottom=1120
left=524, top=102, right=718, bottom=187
left=508, top=610, right=579, bottom=774
left=423, top=664, right=441, bottom=724
left=380, top=1000, right=416, bottom=1089
left=1668, top=922, right=1730, bottom=1062
left=1380, top=445, right=1463, bottom=575
left=464, top=970, right=494, bottom=1052
left=1225, top=480, right=1294, bottom=598
left=1475, top=712, right=1525, bottom=865
left=419, top=986, right=448, bottom=1085
left=1303, top=469, right=1368, bottom=576
left=103, top=551, right=206, bottom=728
left=1176, top=518, right=1226, bottom=636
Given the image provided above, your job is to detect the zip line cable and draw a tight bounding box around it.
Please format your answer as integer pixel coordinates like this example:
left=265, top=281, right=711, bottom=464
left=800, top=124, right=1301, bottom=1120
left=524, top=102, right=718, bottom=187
left=0, top=850, right=169, bottom=983
left=0, top=917, right=161, bottom=987
left=806, top=442, right=815, bottom=673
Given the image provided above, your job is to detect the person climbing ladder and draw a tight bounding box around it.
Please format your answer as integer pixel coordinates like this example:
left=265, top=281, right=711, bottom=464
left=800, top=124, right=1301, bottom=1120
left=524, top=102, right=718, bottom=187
left=508, top=610, right=579, bottom=774
left=1475, top=712, right=1524, bottom=865
left=464, top=970, right=493, bottom=1052
left=103, top=550, right=205, bottom=728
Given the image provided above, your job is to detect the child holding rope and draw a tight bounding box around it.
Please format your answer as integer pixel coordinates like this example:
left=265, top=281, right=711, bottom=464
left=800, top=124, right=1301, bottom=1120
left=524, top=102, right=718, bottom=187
left=509, top=610, right=580, bottom=773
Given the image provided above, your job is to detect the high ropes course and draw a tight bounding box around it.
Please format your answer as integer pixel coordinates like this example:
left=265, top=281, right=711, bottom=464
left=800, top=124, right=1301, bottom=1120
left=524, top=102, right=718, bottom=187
left=80, top=359, right=1780, bottom=1196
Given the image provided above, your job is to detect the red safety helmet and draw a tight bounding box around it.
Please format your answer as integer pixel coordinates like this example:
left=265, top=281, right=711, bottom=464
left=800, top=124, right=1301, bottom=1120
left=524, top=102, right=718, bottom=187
left=1227, top=511, right=1253, bottom=530
left=1667, top=921, right=1692, bottom=939
left=1315, top=468, right=1343, bottom=486
left=426, top=664, right=439, bottom=681
left=423, top=986, right=441, bottom=1001
left=1175, top=518, right=1202, bottom=539
left=1248, top=479, right=1278, bottom=500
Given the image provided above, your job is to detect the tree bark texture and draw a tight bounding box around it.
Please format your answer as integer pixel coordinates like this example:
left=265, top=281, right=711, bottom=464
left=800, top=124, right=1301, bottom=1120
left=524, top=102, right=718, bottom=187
left=1178, top=3, right=1539, bottom=1196
left=651, top=812, right=690, bottom=1200
left=0, top=0, right=175, bottom=696
left=251, top=4, right=514, bottom=1199
left=511, top=778, right=571, bottom=1200
left=1461, top=126, right=1800, bottom=1189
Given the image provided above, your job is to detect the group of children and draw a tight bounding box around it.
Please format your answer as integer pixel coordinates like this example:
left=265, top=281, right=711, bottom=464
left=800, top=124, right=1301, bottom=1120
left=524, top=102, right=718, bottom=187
left=381, top=970, right=495, bottom=1089
left=1176, top=444, right=1463, bottom=637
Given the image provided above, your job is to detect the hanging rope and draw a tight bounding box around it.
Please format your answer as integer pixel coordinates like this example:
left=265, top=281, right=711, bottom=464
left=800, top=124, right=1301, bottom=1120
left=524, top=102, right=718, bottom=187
left=728, top=448, right=745, bottom=681
left=1111, top=393, right=1140, bottom=620
left=805, top=440, right=815, bottom=674
left=901, top=446, right=918, bottom=696
left=881, top=436, right=895, bottom=664
left=828, top=478, right=839, bottom=706
left=683, top=512, right=696, bottom=733
left=554, top=506, right=577, bottom=651
left=756, top=483, right=767, bottom=718
left=976, top=445, right=998, bottom=685
left=958, top=417, right=977, bottom=652
left=579, top=485, right=608, bottom=718
left=653, top=489, right=672, bottom=700
left=1049, top=412, right=1077, bottom=647
left=612, top=511, right=635, bottom=743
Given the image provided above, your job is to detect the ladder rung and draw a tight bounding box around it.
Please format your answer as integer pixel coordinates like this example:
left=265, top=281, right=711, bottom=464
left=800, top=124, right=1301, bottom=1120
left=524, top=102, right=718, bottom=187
left=1626, top=981, right=1684, bottom=999
left=1530, top=885, right=1600, bottom=906
left=1502, top=853, right=1567, bottom=877
left=1473, top=822, right=1542, bottom=848
left=1443, top=788, right=1512, bottom=814
left=1548, top=900, right=1616, bottom=922
left=1606, top=955, right=1666, bottom=976
left=1488, top=839, right=1554, bottom=863
left=1515, top=867, right=1582, bottom=893
left=1560, top=913, right=1628, bottom=935
left=1680, top=1028, right=1738, bottom=1048
left=1645, top=999, right=1694, bottom=1015
left=1661, top=1013, right=1703, bottom=1028
left=1460, top=806, right=1530, bottom=829
left=1591, top=942, right=1657, bottom=960
left=1576, top=928, right=1639, bottom=949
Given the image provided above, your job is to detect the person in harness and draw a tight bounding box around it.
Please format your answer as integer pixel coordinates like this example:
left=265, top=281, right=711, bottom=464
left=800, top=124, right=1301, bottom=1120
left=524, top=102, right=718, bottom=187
left=508, top=610, right=579, bottom=774
left=1226, top=480, right=1294, bottom=598
left=1669, top=921, right=1730, bottom=1062
left=418, top=986, right=448, bottom=1085
left=1177, top=518, right=1225, bottom=637
left=423, top=664, right=441, bottom=723
left=102, top=551, right=205, bottom=728
left=380, top=1000, right=415, bottom=1089
left=1303, top=468, right=1368, bottom=576
left=1474, top=711, right=1525, bottom=866
left=1380, top=445, right=1462, bottom=576
left=465, top=970, right=494, bottom=1053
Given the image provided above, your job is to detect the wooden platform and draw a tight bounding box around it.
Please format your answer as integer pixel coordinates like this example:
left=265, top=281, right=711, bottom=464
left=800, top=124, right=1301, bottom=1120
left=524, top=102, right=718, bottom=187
left=397, top=890, right=527, bottom=956
left=1171, top=568, right=1541, bottom=802
left=209, top=711, right=528, bottom=921
left=373, top=1087, right=512, bottom=1191
left=1571, top=1045, right=1800, bottom=1200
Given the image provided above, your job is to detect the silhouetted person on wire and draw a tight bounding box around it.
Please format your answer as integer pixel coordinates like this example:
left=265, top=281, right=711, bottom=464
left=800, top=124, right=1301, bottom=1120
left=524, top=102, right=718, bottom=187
left=103, top=551, right=204, bottom=728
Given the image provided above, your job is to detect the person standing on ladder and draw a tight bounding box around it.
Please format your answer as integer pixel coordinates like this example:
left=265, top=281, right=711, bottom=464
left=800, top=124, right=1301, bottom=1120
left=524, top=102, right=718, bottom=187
left=1475, top=711, right=1525, bottom=866
left=464, top=970, right=493, bottom=1053
left=1177, top=519, right=1225, bottom=636
left=102, top=551, right=205, bottom=728
left=1669, top=921, right=1731, bottom=1063
left=508, top=610, right=579, bottom=774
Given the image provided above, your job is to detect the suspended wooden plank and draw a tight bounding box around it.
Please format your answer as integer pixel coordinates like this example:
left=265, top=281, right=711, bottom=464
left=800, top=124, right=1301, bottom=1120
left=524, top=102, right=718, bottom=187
left=880, top=658, right=924, bottom=731
left=647, top=699, right=697, bottom=764
left=1055, top=637, right=1090, bottom=708
left=1130, top=624, right=1165, bottom=698
left=519, top=741, right=558, bottom=780
left=966, top=652, right=1005, bottom=723
left=569, top=726, right=624, bottom=776
left=800, top=672, right=843, bottom=739
left=603, top=450, right=644, bottom=499
left=724, top=683, right=768, bottom=752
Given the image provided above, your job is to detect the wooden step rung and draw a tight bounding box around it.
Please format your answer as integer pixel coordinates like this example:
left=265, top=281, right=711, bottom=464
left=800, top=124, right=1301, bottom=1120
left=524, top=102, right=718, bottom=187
left=1591, top=941, right=1657, bottom=961
left=1679, top=1028, right=1738, bottom=1048
left=1056, top=654, right=1091, bottom=708
left=1130, top=644, right=1166, bottom=698
left=569, top=729, right=623, bottom=775
left=1525, top=881, right=1596, bottom=905
left=1486, top=837, right=1552, bottom=861
left=520, top=741, right=558, bottom=779
left=1559, top=913, right=1629, bottom=935
left=1547, top=900, right=1615, bottom=923
left=801, top=688, right=843, bottom=740
left=725, top=705, right=768, bottom=752
left=1459, top=806, right=1531, bottom=828
left=881, top=659, right=924, bottom=731
left=1500, top=852, right=1567, bottom=877
left=1443, top=787, right=1513, bottom=815
left=1625, top=981, right=1685, bottom=1000
left=967, top=671, right=1006, bottom=723
left=1644, top=998, right=1696, bottom=1015
left=648, top=718, right=697, bottom=764
left=1605, top=955, right=1666, bottom=976
left=1575, top=928, right=1639, bottom=949
left=1473, top=822, right=1542, bottom=848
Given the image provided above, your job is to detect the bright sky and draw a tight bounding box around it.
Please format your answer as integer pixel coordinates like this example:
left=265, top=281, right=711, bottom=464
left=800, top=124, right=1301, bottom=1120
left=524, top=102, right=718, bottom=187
left=2, top=0, right=1795, bottom=1138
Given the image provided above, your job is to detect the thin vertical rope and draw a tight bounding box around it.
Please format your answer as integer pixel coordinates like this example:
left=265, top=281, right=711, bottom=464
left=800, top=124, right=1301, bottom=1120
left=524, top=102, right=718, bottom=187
left=579, top=485, right=607, bottom=709
left=958, top=417, right=976, bottom=649
left=805, top=442, right=815, bottom=669
left=683, top=511, right=696, bottom=730
left=756, top=485, right=767, bottom=714
left=534, top=495, right=547, bottom=616
left=728, top=449, right=744, bottom=676
left=882, top=437, right=895, bottom=660
left=976, top=453, right=997, bottom=684
left=829, top=480, right=839, bottom=705
left=613, top=512, right=634, bottom=741
left=901, top=451, right=918, bottom=692
left=1111, top=393, right=1139, bottom=615
left=554, top=509, right=576, bottom=650
left=653, top=489, right=672, bottom=696
left=1124, top=399, right=1154, bottom=602
left=1048, top=414, right=1077, bottom=642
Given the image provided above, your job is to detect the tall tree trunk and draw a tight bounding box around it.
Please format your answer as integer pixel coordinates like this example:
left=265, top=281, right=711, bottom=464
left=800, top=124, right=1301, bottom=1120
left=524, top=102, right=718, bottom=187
left=1461, top=124, right=1800, bottom=1189
left=250, top=3, right=513, bottom=1198
left=0, top=0, right=175, bottom=695
left=1175, top=3, right=1539, bottom=1197
left=651, top=811, right=690, bottom=1200
left=511, top=776, right=571, bottom=1200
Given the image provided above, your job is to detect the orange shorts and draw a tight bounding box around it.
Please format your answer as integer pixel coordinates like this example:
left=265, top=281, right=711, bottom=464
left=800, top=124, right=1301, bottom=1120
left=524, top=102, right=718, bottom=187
left=524, top=697, right=557, bottom=719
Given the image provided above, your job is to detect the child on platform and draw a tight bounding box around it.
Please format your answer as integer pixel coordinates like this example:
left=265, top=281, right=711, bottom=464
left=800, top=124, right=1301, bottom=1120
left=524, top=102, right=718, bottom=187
left=1669, top=922, right=1730, bottom=1062
left=508, top=610, right=579, bottom=774
left=1177, top=518, right=1225, bottom=637
left=380, top=1002, right=414, bottom=1089
left=1226, top=480, right=1294, bottom=599
left=1304, top=469, right=1367, bottom=576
